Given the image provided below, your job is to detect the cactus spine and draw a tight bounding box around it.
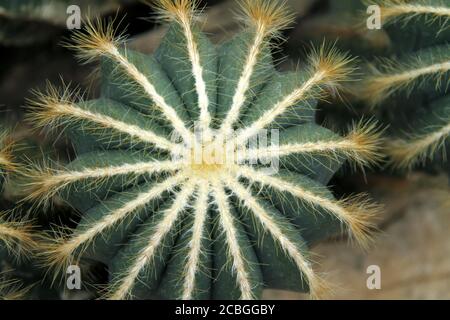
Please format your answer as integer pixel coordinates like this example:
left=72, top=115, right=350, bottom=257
left=0, top=131, right=35, bottom=299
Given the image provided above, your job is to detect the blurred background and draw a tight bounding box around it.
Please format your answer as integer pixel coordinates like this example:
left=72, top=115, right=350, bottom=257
left=0, top=0, right=449, bottom=299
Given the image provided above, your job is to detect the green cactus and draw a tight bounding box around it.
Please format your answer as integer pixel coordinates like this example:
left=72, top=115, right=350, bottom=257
left=0, top=131, right=34, bottom=254
left=361, top=0, right=450, bottom=171
left=0, top=131, right=35, bottom=300
left=0, top=127, right=91, bottom=300
left=26, top=0, right=383, bottom=300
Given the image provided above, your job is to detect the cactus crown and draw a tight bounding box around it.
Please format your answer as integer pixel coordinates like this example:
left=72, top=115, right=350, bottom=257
left=362, top=0, right=450, bottom=170
left=27, top=0, right=382, bottom=300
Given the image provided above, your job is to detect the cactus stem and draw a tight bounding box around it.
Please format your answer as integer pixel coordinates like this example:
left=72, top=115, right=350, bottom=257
left=28, top=83, right=180, bottom=151
left=101, top=46, right=194, bottom=143
left=233, top=45, right=354, bottom=145
left=69, top=19, right=194, bottom=143
left=106, top=179, right=196, bottom=300
left=224, top=176, right=326, bottom=300
left=174, top=4, right=211, bottom=138
left=388, top=120, right=450, bottom=169
left=152, top=0, right=212, bottom=138
left=242, top=120, right=384, bottom=168
left=219, top=29, right=266, bottom=138
left=234, top=71, right=325, bottom=144
left=219, top=0, right=294, bottom=138
left=185, top=23, right=212, bottom=139
left=24, top=160, right=184, bottom=206
left=41, top=173, right=188, bottom=276
left=181, top=182, right=210, bottom=300
left=363, top=57, right=450, bottom=107
left=372, top=0, right=450, bottom=25
left=232, top=166, right=378, bottom=250
left=211, top=180, right=255, bottom=300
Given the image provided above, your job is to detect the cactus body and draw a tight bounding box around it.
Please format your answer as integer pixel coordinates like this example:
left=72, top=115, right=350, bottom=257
left=0, top=131, right=35, bottom=299
left=28, top=0, right=382, bottom=300
left=362, top=0, right=450, bottom=171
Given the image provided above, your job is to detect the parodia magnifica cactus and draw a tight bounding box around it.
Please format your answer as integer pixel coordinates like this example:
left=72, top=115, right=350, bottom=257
left=362, top=0, right=450, bottom=170
left=26, top=0, right=383, bottom=299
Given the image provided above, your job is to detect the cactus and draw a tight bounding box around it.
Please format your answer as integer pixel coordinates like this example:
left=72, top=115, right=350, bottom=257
left=0, top=131, right=34, bottom=256
left=26, top=0, right=383, bottom=300
left=361, top=0, right=450, bottom=170
left=0, top=131, right=35, bottom=299
left=0, top=274, right=29, bottom=300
